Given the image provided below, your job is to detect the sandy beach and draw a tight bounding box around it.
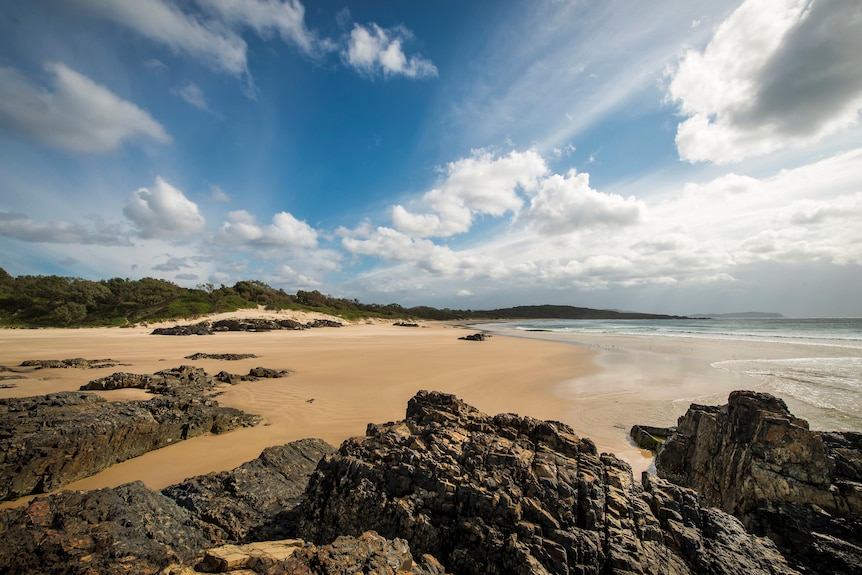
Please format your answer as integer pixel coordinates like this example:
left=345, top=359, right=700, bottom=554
left=0, top=311, right=598, bottom=504
left=4, top=310, right=855, bottom=509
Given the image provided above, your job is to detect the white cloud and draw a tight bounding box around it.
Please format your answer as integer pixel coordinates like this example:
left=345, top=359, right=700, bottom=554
left=71, top=0, right=249, bottom=77
left=392, top=149, right=548, bottom=237
left=210, top=184, right=230, bottom=202
left=0, top=211, right=131, bottom=246
left=124, top=177, right=206, bottom=239
left=668, top=0, right=862, bottom=164
left=345, top=23, right=437, bottom=79
left=342, top=225, right=460, bottom=274
left=195, top=0, right=327, bottom=56
left=174, top=82, right=209, bottom=110
left=216, top=209, right=318, bottom=248
left=524, top=169, right=643, bottom=235
left=0, top=62, right=170, bottom=153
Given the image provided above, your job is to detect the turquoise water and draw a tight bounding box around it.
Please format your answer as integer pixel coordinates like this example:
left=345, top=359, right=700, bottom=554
left=479, top=318, right=862, bottom=432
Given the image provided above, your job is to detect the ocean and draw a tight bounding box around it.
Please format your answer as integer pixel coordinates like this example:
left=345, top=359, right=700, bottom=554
left=477, top=318, right=862, bottom=433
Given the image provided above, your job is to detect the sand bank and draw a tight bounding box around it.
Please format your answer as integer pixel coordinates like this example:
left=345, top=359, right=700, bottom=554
left=0, top=317, right=597, bottom=501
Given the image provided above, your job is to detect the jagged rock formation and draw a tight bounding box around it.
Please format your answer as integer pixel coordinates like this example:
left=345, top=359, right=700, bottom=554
left=298, top=390, right=798, bottom=574
left=81, top=365, right=290, bottom=392
left=18, top=357, right=125, bottom=369
left=0, top=389, right=260, bottom=501
left=185, top=352, right=258, bottom=360
left=152, top=318, right=343, bottom=336
left=0, top=438, right=336, bottom=574
left=0, top=481, right=216, bottom=575
left=630, top=424, right=676, bottom=451
left=163, top=439, right=335, bottom=542
left=655, top=390, right=862, bottom=575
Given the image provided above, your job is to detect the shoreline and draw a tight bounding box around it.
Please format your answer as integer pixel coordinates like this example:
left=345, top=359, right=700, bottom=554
left=5, top=314, right=856, bottom=510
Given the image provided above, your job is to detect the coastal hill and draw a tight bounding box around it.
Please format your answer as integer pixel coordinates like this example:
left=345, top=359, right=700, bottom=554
left=0, top=269, right=685, bottom=328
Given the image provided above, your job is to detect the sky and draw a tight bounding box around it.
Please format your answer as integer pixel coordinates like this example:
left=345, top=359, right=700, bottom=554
left=1, top=0, right=861, bottom=317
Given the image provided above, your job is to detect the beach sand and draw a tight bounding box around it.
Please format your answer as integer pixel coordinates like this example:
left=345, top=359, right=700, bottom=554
left=0, top=312, right=597, bottom=503
left=4, top=311, right=851, bottom=508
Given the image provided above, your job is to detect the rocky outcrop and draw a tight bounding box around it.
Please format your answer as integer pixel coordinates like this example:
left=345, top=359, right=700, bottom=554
left=0, top=439, right=338, bottom=575
left=81, top=365, right=289, bottom=394
left=298, top=390, right=798, bottom=574
left=655, top=390, right=862, bottom=575
left=458, top=332, right=487, bottom=341
left=163, top=438, right=335, bottom=542
left=19, top=357, right=125, bottom=369
left=185, top=352, right=258, bottom=360
left=630, top=424, right=676, bottom=451
left=152, top=318, right=344, bottom=336
left=0, top=391, right=260, bottom=501
left=0, top=481, right=217, bottom=575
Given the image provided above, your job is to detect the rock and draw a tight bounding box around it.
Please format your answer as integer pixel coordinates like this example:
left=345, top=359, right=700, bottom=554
left=630, top=424, right=676, bottom=451
left=0, top=391, right=260, bottom=500
left=298, top=390, right=799, bottom=574
left=276, top=531, right=447, bottom=575
left=394, top=322, right=420, bottom=327
left=19, top=358, right=123, bottom=369
left=0, top=481, right=218, bottom=575
left=163, top=439, right=335, bottom=542
left=305, top=319, right=343, bottom=328
left=458, top=333, right=487, bottom=341
left=247, top=367, right=291, bottom=379
left=655, top=390, right=862, bottom=575
left=185, top=353, right=258, bottom=361
left=152, top=322, right=214, bottom=336
left=0, top=439, right=338, bottom=574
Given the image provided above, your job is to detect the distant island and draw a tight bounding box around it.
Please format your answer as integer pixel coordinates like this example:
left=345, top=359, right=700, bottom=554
left=0, top=268, right=687, bottom=328
left=693, top=312, right=785, bottom=319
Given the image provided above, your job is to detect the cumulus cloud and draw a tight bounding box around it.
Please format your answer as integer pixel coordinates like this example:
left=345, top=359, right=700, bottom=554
left=124, top=177, right=206, bottom=239
left=392, top=149, right=548, bottom=237
left=0, top=211, right=131, bottom=246
left=524, top=169, right=643, bottom=234
left=216, top=209, right=318, bottom=248
left=668, top=0, right=862, bottom=164
left=71, top=0, right=249, bottom=77
left=0, top=62, right=170, bottom=153
left=345, top=23, right=437, bottom=79
left=342, top=225, right=459, bottom=274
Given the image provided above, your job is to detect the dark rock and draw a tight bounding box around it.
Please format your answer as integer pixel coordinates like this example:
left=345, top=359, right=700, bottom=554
left=0, top=439, right=338, bottom=574
left=0, top=391, right=260, bottom=501
left=248, top=367, right=291, bottom=379
left=152, top=322, right=214, bottom=336
left=458, top=333, right=487, bottom=341
left=18, top=358, right=123, bottom=369
left=185, top=353, right=258, bottom=360
left=656, top=390, right=862, bottom=575
left=275, top=531, right=447, bottom=575
left=0, top=481, right=219, bottom=575
left=305, top=319, right=343, bottom=328
left=163, top=439, right=336, bottom=542
left=298, top=390, right=799, bottom=574
left=630, top=424, right=676, bottom=451
left=394, top=322, right=420, bottom=327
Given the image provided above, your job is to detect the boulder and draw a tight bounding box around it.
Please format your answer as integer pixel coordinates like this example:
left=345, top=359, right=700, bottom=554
left=163, top=438, right=335, bottom=542
left=656, top=390, right=862, bottom=575
left=0, top=391, right=259, bottom=500
left=630, top=424, right=676, bottom=451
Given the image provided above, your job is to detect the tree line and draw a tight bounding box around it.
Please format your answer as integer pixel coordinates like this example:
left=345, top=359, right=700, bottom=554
left=0, top=268, right=683, bottom=328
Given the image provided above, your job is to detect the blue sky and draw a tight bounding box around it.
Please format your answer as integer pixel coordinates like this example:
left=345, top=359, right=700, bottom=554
left=1, top=0, right=861, bottom=317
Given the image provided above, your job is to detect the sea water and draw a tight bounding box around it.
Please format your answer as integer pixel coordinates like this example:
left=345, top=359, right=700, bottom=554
left=479, top=318, right=862, bottom=432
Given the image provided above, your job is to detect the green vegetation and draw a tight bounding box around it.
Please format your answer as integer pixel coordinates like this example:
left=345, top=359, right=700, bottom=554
left=0, top=268, right=685, bottom=328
